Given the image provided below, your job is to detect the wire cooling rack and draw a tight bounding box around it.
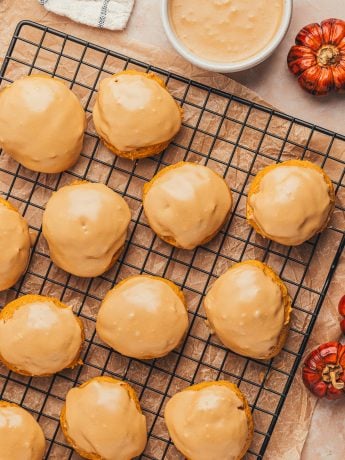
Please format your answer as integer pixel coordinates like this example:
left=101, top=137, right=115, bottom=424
left=0, top=20, right=344, bottom=459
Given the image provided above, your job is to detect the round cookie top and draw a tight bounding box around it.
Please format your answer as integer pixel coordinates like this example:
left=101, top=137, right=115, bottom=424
left=61, top=377, right=147, bottom=460
left=93, top=70, right=182, bottom=155
left=42, top=182, right=131, bottom=277
left=247, top=160, right=334, bottom=246
left=0, top=295, right=84, bottom=376
left=143, top=162, right=232, bottom=249
left=0, top=401, right=45, bottom=460
left=0, top=75, right=86, bottom=173
left=0, top=198, right=31, bottom=292
left=204, top=260, right=291, bottom=359
left=164, top=381, right=253, bottom=460
left=96, top=275, right=188, bottom=359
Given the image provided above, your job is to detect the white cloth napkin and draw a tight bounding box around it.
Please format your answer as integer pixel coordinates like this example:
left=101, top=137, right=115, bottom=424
left=38, top=0, right=135, bottom=30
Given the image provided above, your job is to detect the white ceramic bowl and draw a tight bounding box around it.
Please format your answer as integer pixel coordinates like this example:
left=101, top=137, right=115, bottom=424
left=161, top=0, right=292, bottom=73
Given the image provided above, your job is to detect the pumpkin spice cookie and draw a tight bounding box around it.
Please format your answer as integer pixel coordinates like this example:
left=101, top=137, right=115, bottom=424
left=93, top=70, right=182, bottom=159
left=164, top=380, right=253, bottom=460
left=0, top=75, right=86, bottom=173
left=0, top=401, right=45, bottom=460
left=0, top=197, right=31, bottom=292
left=246, top=159, right=335, bottom=246
left=42, top=181, right=131, bottom=277
left=0, top=294, right=84, bottom=376
left=96, top=274, right=188, bottom=359
left=61, top=376, right=147, bottom=460
left=143, top=161, right=232, bottom=250
left=204, top=260, right=291, bottom=360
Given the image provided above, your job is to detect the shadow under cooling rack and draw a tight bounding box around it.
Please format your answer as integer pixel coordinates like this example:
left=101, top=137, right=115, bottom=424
left=0, top=20, right=344, bottom=459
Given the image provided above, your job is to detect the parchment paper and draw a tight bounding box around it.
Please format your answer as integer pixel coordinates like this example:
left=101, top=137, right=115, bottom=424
left=0, top=1, right=344, bottom=459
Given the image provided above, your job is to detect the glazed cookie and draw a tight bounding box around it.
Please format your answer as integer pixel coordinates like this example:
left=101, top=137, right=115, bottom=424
left=61, top=376, right=147, bottom=460
left=247, top=160, right=335, bottom=246
left=143, top=162, right=232, bottom=249
left=93, top=70, right=182, bottom=159
left=164, top=381, right=253, bottom=460
left=0, top=198, right=31, bottom=291
left=0, top=401, right=45, bottom=460
left=0, top=75, right=86, bottom=173
left=0, top=295, right=84, bottom=376
left=204, top=260, right=291, bottom=359
left=96, top=275, right=188, bottom=359
left=42, top=181, right=131, bottom=277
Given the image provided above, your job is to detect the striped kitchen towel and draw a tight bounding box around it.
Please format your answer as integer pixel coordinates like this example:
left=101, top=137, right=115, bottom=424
left=38, top=0, right=135, bottom=30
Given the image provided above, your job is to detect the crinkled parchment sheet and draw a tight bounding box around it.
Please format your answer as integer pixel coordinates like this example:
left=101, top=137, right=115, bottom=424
left=0, top=1, right=344, bottom=459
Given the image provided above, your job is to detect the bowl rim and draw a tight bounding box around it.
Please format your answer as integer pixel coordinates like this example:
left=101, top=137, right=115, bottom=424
left=161, top=0, right=293, bottom=73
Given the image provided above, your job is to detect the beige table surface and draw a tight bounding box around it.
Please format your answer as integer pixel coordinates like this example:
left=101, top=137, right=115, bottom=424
left=0, top=1, right=344, bottom=459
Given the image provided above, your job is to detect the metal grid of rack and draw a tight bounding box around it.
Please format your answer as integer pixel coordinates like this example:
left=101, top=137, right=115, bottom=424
left=0, top=20, right=344, bottom=459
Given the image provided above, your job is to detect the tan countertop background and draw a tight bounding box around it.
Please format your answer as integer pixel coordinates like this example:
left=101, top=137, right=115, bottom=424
left=0, top=1, right=344, bottom=459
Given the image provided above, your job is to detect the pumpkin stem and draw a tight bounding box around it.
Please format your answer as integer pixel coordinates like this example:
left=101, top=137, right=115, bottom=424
left=317, top=45, right=341, bottom=66
left=322, top=364, right=345, bottom=390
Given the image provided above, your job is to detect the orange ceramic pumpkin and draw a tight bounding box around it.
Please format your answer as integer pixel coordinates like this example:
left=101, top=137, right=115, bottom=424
left=287, top=18, right=345, bottom=95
